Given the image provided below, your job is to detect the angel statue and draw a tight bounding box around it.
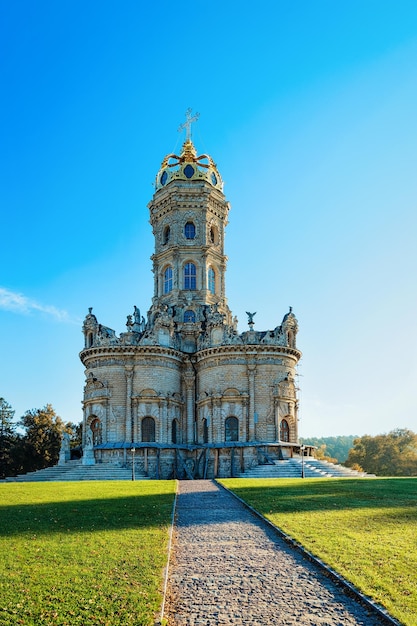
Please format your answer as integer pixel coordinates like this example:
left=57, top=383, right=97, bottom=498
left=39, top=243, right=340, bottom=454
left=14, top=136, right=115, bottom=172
left=246, top=311, right=256, bottom=327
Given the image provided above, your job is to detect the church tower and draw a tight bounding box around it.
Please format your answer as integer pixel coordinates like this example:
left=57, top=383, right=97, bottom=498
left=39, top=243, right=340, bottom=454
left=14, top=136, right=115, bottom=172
left=147, top=128, right=234, bottom=353
left=80, top=112, right=303, bottom=478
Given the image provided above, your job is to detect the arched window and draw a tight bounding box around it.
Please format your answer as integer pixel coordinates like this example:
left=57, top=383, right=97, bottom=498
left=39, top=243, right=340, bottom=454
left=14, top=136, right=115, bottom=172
left=90, top=418, right=101, bottom=445
left=225, top=416, right=239, bottom=442
left=164, top=266, right=173, bottom=294
left=172, top=419, right=178, bottom=444
left=202, top=418, right=209, bottom=444
left=163, top=226, right=170, bottom=245
left=280, top=419, right=290, bottom=442
left=87, top=332, right=93, bottom=348
left=184, top=310, right=196, bottom=323
left=184, top=263, right=197, bottom=290
left=142, top=417, right=156, bottom=442
left=184, top=221, right=196, bottom=239
left=208, top=267, right=216, bottom=294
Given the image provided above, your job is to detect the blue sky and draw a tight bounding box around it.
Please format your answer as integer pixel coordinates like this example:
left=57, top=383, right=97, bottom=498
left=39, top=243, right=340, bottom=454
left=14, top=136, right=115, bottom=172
left=1, top=1, right=417, bottom=437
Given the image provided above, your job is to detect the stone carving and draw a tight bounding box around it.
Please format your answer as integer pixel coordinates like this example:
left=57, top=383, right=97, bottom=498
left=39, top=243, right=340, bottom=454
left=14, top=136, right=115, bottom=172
left=83, top=307, right=98, bottom=330
left=58, top=431, right=71, bottom=465
left=206, top=303, right=224, bottom=327
left=246, top=311, right=256, bottom=327
left=133, top=306, right=145, bottom=333
left=82, top=430, right=95, bottom=465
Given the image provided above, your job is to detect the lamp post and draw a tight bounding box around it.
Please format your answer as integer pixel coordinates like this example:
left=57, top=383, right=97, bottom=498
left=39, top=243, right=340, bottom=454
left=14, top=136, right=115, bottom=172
left=301, top=444, right=305, bottom=479
left=131, top=447, right=136, bottom=481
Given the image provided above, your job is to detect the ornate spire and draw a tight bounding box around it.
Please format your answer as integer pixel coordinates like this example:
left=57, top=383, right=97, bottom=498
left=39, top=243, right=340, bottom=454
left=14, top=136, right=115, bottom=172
left=155, top=116, right=223, bottom=192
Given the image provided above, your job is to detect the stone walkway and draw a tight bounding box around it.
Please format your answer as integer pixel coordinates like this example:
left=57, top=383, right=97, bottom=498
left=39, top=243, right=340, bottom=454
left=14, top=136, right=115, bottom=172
left=165, top=480, right=388, bottom=626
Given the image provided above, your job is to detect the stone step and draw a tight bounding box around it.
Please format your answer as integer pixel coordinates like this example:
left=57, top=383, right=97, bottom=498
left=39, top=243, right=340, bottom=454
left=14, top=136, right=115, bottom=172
left=239, top=458, right=374, bottom=479
left=3, top=462, right=149, bottom=482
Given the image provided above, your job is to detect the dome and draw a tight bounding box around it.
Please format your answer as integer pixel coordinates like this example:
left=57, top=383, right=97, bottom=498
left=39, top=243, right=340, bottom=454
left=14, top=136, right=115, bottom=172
left=155, top=139, right=223, bottom=192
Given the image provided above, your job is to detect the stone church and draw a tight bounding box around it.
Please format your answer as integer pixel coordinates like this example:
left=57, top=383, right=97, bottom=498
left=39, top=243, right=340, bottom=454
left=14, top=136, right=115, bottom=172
left=79, top=116, right=302, bottom=478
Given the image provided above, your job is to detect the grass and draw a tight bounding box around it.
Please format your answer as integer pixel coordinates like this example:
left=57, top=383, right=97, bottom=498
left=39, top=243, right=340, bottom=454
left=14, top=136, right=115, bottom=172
left=220, top=477, right=417, bottom=626
left=0, top=481, right=176, bottom=626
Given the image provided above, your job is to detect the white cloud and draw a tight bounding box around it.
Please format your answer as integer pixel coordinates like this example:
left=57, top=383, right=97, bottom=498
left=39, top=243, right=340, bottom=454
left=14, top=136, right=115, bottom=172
left=0, top=287, right=77, bottom=323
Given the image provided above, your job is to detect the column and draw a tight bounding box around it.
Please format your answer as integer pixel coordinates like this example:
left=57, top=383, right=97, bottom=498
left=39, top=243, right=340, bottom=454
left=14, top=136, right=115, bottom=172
left=209, top=398, right=214, bottom=442
left=163, top=399, right=169, bottom=442
left=158, top=400, right=163, bottom=443
left=219, top=259, right=226, bottom=299
left=125, top=367, right=133, bottom=443
left=202, top=251, right=208, bottom=291
left=247, top=362, right=256, bottom=441
left=274, top=397, right=279, bottom=441
left=104, top=399, right=109, bottom=443
left=213, top=396, right=221, bottom=441
left=152, top=257, right=158, bottom=297
left=240, top=397, right=248, bottom=441
left=183, top=367, right=195, bottom=444
left=82, top=405, right=87, bottom=447
left=173, top=249, right=179, bottom=290
left=131, top=398, right=138, bottom=442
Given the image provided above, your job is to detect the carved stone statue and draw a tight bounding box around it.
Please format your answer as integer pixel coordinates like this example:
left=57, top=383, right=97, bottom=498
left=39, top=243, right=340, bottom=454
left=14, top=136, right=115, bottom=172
left=58, top=431, right=71, bottom=465
left=246, top=311, right=256, bottom=326
left=82, top=431, right=95, bottom=465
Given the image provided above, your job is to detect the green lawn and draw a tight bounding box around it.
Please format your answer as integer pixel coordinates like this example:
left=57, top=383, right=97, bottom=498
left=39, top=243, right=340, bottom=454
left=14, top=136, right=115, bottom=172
left=220, top=477, right=417, bottom=626
left=0, top=481, right=176, bottom=626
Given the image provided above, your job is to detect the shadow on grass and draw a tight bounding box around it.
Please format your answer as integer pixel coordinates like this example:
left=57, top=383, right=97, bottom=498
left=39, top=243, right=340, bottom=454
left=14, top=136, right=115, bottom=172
left=0, top=492, right=175, bottom=536
left=222, top=477, right=417, bottom=519
left=2, top=478, right=416, bottom=537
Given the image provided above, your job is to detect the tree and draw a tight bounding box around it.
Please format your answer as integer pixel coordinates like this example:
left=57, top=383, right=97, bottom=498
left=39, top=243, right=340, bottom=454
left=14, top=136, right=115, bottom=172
left=300, top=435, right=357, bottom=463
left=0, top=397, right=15, bottom=436
left=0, top=397, right=22, bottom=478
left=18, top=404, right=66, bottom=473
left=344, top=428, right=417, bottom=476
left=64, top=421, right=83, bottom=458
left=66, top=421, right=83, bottom=448
left=313, top=444, right=338, bottom=464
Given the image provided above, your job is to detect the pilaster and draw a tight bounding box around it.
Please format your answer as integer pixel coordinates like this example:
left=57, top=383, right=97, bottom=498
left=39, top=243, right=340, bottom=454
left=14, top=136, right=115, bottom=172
left=125, top=367, right=133, bottom=443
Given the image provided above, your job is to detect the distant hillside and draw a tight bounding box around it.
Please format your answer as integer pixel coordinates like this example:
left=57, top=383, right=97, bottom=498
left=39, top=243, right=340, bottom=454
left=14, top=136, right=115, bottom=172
left=300, top=435, right=357, bottom=463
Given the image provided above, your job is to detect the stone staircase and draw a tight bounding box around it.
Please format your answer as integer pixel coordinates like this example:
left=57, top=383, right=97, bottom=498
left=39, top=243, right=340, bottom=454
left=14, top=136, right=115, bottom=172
left=239, top=457, right=374, bottom=479
left=3, top=458, right=374, bottom=482
left=3, top=460, right=149, bottom=482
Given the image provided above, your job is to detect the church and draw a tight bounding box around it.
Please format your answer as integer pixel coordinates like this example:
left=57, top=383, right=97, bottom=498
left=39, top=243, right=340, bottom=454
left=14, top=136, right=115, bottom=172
left=79, top=113, right=302, bottom=479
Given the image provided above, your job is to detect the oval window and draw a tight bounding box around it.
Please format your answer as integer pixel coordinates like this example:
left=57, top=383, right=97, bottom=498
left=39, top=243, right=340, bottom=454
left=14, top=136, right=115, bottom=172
left=184, top=164, right=195, bottom=178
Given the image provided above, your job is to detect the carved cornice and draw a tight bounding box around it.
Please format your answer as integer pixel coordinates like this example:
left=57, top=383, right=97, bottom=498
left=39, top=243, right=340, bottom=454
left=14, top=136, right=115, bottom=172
left=80, top=345, right=184, bottom=367
left=196, top=344, right=302, bottom=362
left=132, top=394, right=183, bottom=407
left=83, top=397, right=109, bottom=408
left=80, top=343, right=301, bottom=373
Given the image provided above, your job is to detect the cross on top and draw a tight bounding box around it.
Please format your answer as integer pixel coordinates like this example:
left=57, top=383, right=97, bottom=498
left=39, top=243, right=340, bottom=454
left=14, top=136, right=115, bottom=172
left=178, top=108, right=200, bottom=141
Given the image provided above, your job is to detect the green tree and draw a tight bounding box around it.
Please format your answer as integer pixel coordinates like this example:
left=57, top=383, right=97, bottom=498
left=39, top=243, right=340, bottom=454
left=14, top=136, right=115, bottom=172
left=19, top=404, right=66, bottom=473
left=313, top=444, right=338, bottom=463
left=345, top=428, right=417, bottom=476
left=0, top=397, right=15, bottom=436
left=300, top=435, right=357, bottom=463
left=0, top=397, right=22, bottom=478
left=66, top=421, right=83, bottom=448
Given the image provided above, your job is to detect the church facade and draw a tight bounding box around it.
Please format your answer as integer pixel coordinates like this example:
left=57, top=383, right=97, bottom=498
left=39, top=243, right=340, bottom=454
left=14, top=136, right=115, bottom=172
left=79, top=124, right=302, bottom=478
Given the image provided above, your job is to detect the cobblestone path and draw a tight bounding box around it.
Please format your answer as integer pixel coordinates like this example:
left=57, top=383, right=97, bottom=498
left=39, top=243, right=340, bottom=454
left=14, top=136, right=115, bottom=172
left=166, top=480, right=387, bottom=626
